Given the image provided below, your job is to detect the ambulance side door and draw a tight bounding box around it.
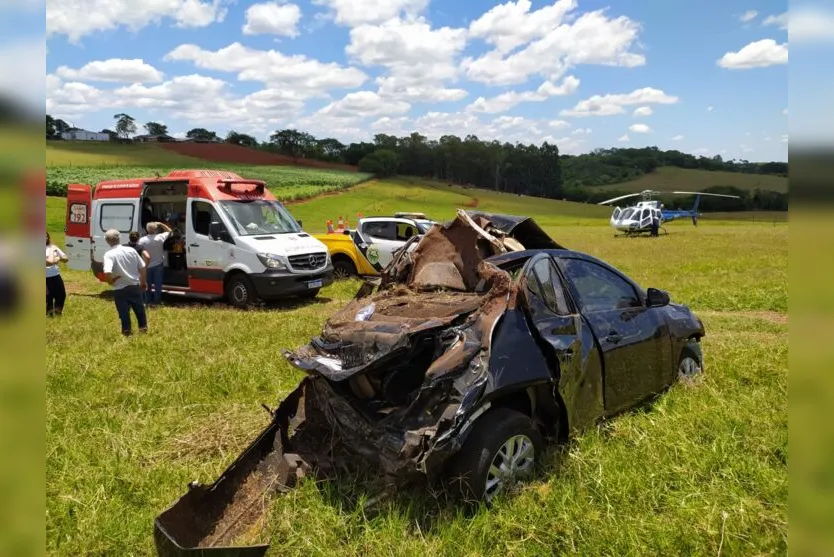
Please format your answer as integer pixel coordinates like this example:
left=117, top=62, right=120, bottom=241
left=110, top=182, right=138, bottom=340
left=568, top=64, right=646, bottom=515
left=65, top=184, right=92, bottom=270
left=187, top=199, right=227, bottom=272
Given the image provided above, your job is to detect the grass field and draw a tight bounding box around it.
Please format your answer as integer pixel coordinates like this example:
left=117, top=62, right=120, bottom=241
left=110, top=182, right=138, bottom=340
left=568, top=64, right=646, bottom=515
left=595, top=166, right=788, bottom=194
left=46, top=141, right=206, bottom=166
left=45, top=178, right=787, bottom=555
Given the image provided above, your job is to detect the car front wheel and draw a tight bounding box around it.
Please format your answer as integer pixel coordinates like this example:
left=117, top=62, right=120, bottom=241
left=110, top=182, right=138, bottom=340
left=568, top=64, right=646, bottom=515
left=678, top=341, right=703, bottom=378
left=448, top=407, right=543, bottom=503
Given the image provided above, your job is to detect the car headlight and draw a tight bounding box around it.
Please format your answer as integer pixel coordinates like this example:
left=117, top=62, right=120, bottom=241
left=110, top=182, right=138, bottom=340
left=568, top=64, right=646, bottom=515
left=257, top=253, right=288, bottom=271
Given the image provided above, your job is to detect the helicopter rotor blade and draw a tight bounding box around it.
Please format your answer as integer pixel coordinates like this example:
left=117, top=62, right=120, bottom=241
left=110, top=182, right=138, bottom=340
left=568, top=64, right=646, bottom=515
left=598, top=192, right=643, bottom=205
left=671, top=191, right=742, bottom=199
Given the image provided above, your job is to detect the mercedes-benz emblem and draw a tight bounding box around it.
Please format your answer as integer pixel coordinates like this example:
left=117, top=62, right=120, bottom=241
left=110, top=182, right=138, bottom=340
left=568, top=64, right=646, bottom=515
left=309, top=254, right=317, bottom=266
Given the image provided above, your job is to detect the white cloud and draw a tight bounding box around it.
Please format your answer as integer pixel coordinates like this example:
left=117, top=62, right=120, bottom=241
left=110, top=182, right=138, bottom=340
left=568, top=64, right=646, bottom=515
left=571, top=127, right=591, bottom=135
left=617, top=134, right=629, bottom=142
left=463, top=5, right=645, bottom=86
left=467, top=0, right=578, bottom=54
left=55, top=59, right=163, bottom=83
left=47, top=0, right=228, bottom=43
left=739, top=10, right=758, bottom=23
left=371, top=116, right=410, bottom=135
left=717, top=39, right=788, bottom=69
left=782, top=108, right=788, bottom=116
left=165, top=42, right=367, bottom=95
left=707, top=105, right=714, bottom=112
left=345, top=17, right=469, bottom=104
left=46, top=75, right=104, bottom=120
left=633, top=105, right=652, bottom=117
left=549, top=119, right=571, bottom=128
left=561, top=87, right=678, bottom=117
left=312, top=0, right=428, bottom=26
left=466, top=75, right=579, bottom=113
left=789, top=7, right=834, bottom=42
left=670, top=134, right=684, bottom=141
left=317, top=90, right=411, bottom=119
left=629, top=123, right=651, bottom=133
left=762, top=12, right=788, bottom=29
left=243, top=2, right=302, bottom=37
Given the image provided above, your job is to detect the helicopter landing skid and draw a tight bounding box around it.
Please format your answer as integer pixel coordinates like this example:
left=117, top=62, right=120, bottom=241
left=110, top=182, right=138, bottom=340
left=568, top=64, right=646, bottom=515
left=614, top=227, right=668, bottom=238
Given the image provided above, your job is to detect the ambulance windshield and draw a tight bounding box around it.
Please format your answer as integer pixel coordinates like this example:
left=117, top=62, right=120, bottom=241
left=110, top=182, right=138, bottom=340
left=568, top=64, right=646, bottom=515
left=219, top=200, right=301, bottom=236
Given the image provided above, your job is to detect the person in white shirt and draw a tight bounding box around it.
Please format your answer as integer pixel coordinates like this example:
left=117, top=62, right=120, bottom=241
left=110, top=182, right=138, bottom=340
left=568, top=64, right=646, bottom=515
left=137, top=221, right=171, bottom=306
left=102, top=229, right=148, bottom=335
left=46, top=232, right=68, bottom=316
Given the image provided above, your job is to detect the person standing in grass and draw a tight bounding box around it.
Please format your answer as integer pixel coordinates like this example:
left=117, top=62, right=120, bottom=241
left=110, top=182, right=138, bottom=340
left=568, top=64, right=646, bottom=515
left=46, top=232, right=68, bottom=317
left=138, top=221, right=171, bottom=306
left=102, top=229, right=148, bottom=336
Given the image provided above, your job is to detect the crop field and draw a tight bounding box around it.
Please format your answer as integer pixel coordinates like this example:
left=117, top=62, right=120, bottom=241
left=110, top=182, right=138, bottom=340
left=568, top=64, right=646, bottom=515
left=594, top=166, right=788, bottom=194
left=47, top=164, right=373, bottom=201
left=46, top=141, right=206, bottom=166
left=46, top=179, right=787, bottom=555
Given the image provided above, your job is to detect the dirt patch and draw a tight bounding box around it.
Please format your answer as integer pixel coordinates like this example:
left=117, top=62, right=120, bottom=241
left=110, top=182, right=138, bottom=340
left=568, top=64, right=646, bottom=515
left=464, top=197, right=479, bottom=208
left=160, top=143, right=359, bottom=172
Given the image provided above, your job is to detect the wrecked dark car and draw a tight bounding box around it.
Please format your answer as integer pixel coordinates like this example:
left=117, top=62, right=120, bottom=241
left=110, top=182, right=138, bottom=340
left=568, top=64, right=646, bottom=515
left=154, top=210, right=706, bottom=556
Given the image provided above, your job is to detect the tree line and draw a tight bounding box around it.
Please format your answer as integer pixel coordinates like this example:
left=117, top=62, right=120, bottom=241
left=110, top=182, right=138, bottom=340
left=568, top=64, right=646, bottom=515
left=45, top=113, right=788, bottom=210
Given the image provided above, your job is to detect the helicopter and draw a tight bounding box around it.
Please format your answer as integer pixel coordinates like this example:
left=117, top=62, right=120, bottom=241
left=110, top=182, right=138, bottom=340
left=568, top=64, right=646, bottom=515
left=598, top=189, right=741, bottom=236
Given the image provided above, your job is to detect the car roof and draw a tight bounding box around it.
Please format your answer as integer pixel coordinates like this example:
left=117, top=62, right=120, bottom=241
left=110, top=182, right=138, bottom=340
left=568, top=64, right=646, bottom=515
left=487, top=248, right=620, bottom=272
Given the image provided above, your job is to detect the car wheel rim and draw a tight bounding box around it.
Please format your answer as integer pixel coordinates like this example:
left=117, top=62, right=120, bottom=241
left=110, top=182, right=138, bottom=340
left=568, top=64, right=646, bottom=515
left=232, top=283, right=247, bottom=304
left=679, top=356, right=701, bottom=378
left=334, top=266, right=349, bottom=279
left=484, top=434, right=535, bottom=501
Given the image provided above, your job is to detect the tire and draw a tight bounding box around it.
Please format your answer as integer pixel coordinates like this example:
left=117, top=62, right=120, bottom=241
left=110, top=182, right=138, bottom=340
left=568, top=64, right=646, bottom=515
left=225, top=274, right=257, bottom=309
left=448, top=407, right=543, bottom=503
left=678, top=340, right=703, bottom=379
left=332, top=257, right=357, bottom=280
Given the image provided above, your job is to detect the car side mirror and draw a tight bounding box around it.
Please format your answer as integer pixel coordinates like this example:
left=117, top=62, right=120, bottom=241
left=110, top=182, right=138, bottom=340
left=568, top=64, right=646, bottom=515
left=646, top=287, right=670, bottom=307
left=209, top=221, right=231, bottom=243
left=296, top=219, right=302, bottom=228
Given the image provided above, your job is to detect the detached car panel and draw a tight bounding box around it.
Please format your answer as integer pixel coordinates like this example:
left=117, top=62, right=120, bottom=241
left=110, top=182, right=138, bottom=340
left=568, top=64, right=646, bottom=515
left=154, top=210, right=705, bottom=555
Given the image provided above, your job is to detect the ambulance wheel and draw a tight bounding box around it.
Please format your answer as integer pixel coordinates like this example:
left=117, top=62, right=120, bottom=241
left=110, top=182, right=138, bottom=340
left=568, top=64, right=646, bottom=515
left=226, top=274, right=256, bottom=308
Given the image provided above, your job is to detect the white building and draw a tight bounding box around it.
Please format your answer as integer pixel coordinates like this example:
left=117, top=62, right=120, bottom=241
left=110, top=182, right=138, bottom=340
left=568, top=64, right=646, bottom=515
left=61, top=129, right=110, bottom=141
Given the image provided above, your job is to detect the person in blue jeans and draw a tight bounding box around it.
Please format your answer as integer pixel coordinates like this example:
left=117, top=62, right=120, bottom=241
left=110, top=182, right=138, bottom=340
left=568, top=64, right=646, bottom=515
left=102, top=229, right=148, bottom=335
left=138, top=221, right=171, bottom=306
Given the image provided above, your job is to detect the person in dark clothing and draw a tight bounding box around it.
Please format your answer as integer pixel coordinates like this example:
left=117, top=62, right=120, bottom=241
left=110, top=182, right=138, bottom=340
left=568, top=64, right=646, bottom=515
left=126, top=231, right=150, bottom=264
left=141, top=199, right=157, bottom=231
left=650, top=213, right=660, bottom=237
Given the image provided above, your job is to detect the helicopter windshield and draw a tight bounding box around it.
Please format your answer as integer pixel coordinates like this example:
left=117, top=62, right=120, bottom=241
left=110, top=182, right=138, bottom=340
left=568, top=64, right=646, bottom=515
left=620, top=208, right=636, bottom=220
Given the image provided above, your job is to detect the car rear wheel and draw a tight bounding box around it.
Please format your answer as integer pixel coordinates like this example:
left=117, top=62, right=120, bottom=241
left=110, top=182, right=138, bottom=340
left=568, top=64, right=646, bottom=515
left=678, top=342, right=703, bottom=378
left=225, top=274, right=256, bottom=309
left=332, top=258, right=356, bottom=280
left=448, top=408, right=543, bottom=503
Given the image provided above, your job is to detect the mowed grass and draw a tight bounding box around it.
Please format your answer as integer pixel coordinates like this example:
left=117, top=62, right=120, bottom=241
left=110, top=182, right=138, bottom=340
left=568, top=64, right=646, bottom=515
left=46, top=179, right=787, bottom=555
left=593, top=166, right=788, bottom=194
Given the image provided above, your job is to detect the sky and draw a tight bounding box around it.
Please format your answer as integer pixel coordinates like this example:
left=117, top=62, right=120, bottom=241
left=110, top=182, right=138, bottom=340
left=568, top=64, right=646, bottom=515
left=21, top=1, right=831, bottom=162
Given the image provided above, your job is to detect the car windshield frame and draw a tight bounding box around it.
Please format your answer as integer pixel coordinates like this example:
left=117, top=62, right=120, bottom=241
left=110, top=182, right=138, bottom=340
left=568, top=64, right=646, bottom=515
left=415, top=219, right=436, bottom=233
left=218, top=200, right=301, bottom=236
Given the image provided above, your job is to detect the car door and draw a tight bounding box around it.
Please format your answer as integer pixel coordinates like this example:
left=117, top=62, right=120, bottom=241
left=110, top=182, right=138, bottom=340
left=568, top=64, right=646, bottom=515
left=521, top=254, right=604, bottom=431
left=65, top=184, right=92, bottom=271
left=556, top=256, right=667, bottom=416
left=187, top=199, right=226, bottom=277
left=359, top=220, right=401, bottom=270
left=94, top=199, right=139, bottom=263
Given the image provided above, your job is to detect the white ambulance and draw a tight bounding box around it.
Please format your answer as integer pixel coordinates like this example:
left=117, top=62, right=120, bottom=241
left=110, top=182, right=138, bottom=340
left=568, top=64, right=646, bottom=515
left=64, top=169, right=334, bottom=307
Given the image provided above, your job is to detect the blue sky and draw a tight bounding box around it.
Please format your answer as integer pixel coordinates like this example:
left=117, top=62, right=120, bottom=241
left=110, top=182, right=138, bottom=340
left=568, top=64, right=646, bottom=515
left=39, top=0, right=804, bottom=161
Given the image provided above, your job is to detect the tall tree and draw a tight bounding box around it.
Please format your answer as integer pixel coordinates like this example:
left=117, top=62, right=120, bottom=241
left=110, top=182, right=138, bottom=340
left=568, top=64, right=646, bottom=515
left=46, top=115, right=56, bottom=137
left=186, top=128, right=220, bottom=142
left=144, top=121, right=168, bottom=136
left=113, top=113, right=137, bottom=139
left=226, top=130, right=258, bottom=148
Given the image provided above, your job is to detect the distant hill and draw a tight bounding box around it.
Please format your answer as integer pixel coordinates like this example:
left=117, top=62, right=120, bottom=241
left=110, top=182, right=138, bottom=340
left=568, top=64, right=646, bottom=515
left=591, top=166, right=788, bottom=194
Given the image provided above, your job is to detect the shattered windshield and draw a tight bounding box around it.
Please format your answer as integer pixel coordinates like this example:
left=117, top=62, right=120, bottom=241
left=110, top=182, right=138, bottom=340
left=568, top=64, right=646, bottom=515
left=219, top=200, right=301, bottom=236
